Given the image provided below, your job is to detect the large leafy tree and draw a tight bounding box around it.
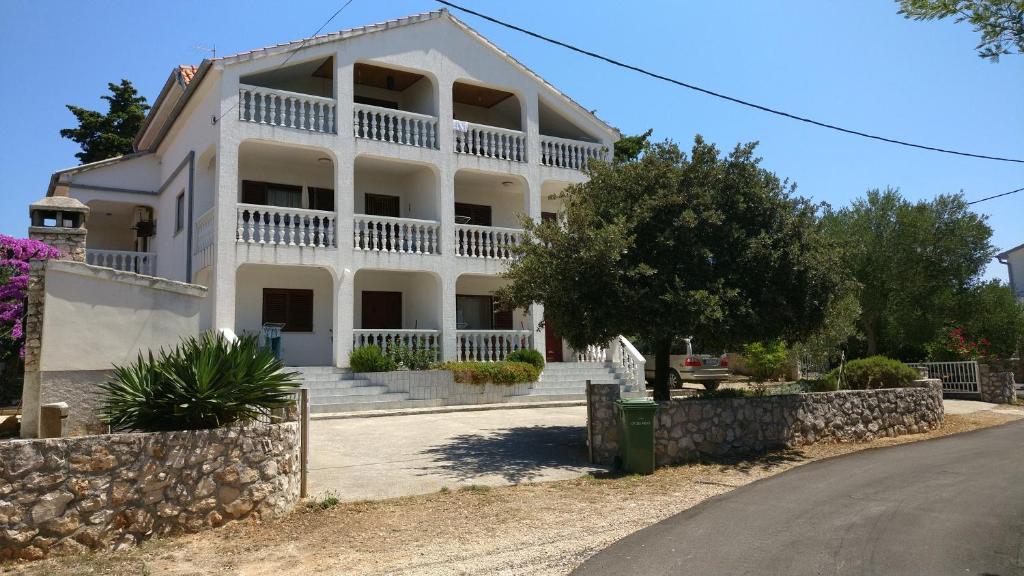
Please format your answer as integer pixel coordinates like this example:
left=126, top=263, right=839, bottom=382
left=823, top=188, right=995, bottom=359
left=898, top=0, right=1024, bottom=61
left=498, top=136, right=843, bottom=400
left=60, top=79, right=150, bottom=164
left=952, top=279, right=1024, bottom=358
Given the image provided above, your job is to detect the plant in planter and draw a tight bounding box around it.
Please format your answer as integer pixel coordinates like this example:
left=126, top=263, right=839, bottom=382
left=506, top=348, right=545, bottom=370
left=99, top=332, right=299, bottom=431
left=349, top=345, right=397, bottom=373
left=440, top=361, right=540, bottom=384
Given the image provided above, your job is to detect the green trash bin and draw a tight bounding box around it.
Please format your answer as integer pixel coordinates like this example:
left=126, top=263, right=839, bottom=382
left=615, top=398, right=658, bottom=475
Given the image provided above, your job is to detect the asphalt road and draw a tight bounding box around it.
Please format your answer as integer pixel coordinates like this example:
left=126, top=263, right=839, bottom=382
left=574, top=420, right=1024, bottom=576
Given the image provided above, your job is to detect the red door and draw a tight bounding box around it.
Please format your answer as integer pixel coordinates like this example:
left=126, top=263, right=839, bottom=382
left=545, top=318, right=563, bottom=362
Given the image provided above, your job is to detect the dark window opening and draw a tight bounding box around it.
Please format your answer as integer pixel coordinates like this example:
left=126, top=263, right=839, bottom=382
left=454, top=202, right=492, bottom=226
left=354, top=95, right=399, bottom=109
left=456, top=294, right=512, bottom=330
left=365, top=194, right=400, bottom=217
left=262, top=288, right=314, bottom=333
left=175, top=192, right=185, bottom=233
left=361, top=291, right=402, bottom=329
left=308, top=187, right=335, bottom=212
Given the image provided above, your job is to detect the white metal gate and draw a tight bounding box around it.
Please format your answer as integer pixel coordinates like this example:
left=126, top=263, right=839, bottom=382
left=906, top=361, right=979, bottom=395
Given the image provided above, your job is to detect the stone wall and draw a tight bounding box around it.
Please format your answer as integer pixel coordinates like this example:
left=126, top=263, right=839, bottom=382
left=0, top=422, right=300, bottom=561
left=587, top=380, right=944, bottom=466
left=978, top=363, right=1017, bottom=405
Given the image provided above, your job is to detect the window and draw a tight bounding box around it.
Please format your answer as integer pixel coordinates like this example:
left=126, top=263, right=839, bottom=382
left=454, top=203, right=492, bottom=226
left=365, top=194, right=400, bottom=217
left=241, top=180, right=303, bottom=208
left=262, top=289, right=314, bottom=332
left=175, top=192, right=185, bottom=234
left=456, top=295, right=513, bottom=330
left=308, top=187, right=335, bottom=212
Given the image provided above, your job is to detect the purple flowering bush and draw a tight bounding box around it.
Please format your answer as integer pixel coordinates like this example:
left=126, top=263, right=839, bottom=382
left=1, top=234, right=60, bottom=405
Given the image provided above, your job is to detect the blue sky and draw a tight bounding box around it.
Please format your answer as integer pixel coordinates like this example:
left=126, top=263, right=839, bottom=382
left=1, top=1, right=1021, bottom=279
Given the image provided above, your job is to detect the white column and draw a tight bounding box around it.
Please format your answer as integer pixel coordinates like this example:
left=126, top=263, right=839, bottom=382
left=441, top=272, right=458, bottom=362
left=529, top=302, right=545, bottom=354
left=212, top=101, right=240, bottom=334
left=334, top=268, right=353, bottom=367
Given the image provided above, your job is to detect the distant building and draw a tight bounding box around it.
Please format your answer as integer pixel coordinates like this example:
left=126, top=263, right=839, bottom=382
left=997, top=243, right=1024, bottom=301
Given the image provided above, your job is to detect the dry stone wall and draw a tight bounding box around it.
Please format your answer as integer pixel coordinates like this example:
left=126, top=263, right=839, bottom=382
left=0, top=422, right=299, bottom=561
left=588, top=380, right=944, bottom=466
left=978, top=363, right=1017, bottom=404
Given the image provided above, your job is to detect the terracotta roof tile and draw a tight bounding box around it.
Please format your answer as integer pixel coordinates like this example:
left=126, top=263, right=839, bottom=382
left=178, top=65, right=197, bottom=86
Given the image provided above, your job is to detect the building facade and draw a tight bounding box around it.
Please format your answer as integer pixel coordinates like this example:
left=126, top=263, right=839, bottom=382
left=45, top=10, right=619, bottom=368
left=997, top=243, right=1024, bottom=301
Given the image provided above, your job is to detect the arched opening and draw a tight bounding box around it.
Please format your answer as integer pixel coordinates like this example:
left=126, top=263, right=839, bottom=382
left=454, top=274, right=534, bottom=362
left=353, top=269, right=443, bottom=359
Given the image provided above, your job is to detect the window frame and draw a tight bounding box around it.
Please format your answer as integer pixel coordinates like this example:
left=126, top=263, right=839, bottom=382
left=174, top=191, right=185, bottom=235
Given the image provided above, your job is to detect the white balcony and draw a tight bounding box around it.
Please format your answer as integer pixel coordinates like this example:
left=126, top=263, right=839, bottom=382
left=238, top=85, right=337, bottom=134
left=236, top=204, right=337, bottom=248
left=540, top=135, right=605, bottom=171
left=353, top=104, right=438, bottom=149
left=454, top=123, right=526, bottom=162
left=353, top=215, right=441, bottom=255
left=86, top=249, right=157, bottom=276
left=456, top=330, right=533, bottom=362
left=454, top=224, right=523, bottom=260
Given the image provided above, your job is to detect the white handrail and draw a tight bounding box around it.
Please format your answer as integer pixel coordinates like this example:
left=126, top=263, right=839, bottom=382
left=456, top=330, right=533, bottom=362
left=353, top=103, right=438, bottom=148
left=86, top=249, right=157, bottom=276
left=454, top=224, right=523, bottom=259
left=353, top=214, right=441, bottom=254
left=539, top=135, right=606, bottom=171
left=453, top=121, right=526, bottom=162
left=238, top=84, right=337, bottom=134
left=612, top=335, right=646, bottom=391
left=236, top=204, right=336, bottom=248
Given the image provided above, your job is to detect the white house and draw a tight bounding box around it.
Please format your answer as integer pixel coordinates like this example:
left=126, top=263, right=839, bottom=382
left=45, top=9, right=629, bottom=372
left=997, top=243, right=1024, bottom=301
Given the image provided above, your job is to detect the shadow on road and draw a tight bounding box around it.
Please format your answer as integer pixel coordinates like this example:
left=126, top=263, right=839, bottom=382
left=419, top=425, right=591, bottom=483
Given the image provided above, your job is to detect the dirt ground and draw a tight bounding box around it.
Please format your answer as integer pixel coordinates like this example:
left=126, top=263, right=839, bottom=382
left=5, top=409, right=1023, bottom=576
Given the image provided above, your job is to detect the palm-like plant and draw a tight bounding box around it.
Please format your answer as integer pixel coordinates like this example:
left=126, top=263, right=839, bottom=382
left=100, top=333, right=300, bottom=431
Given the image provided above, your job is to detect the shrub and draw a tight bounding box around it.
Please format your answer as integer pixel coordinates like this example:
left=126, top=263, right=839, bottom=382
left=741, top=339, right=790, bottom=382
left=441, top=361, right=540, bottom=384
left=506, top=348, right=545, bottom=370
left=797, top=374, right=840, bottom=392
left=349, top=345, right=396, bottom=373
left=387, top=345, right=436, bottom=371
left=830, top=356, right=919, bottom=390
left=694, top=387, right=751, bottom=399
left=99, top=333, right=299, bottom=432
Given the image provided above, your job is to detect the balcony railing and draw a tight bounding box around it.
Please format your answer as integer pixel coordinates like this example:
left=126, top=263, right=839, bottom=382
left=238, top=84, right=337, bottom=134
left=353, top=104, right=438, bottom=148
left=236, top=204, right=337, bottom=248
left=454, top=224, right=523, bottom=260
left=353, top=215, right=441, bottom=255
left=456, top=330, right=533, bottom=362
left=454, top=122, right=526, bottom=162
left=86, top=249, right=157, bottom=276
left=540, top=135, right=605, bottom=171
left=192, top=207, right=215, bottom=273
left=353, top=329, right=441, bottom=360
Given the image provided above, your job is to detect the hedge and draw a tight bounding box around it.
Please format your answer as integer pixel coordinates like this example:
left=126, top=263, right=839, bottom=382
left=830, top=356, right=919, bottom=390
left=440, top=361, right=540, bottom=384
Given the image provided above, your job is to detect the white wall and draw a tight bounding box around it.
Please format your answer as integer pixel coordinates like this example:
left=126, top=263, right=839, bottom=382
left=453, top=95, right=521, bottom=130
left=39, top=261, right=205, bottom=372
left=353, top=270, right=442, bottom=330
left=354, top=163, right=438, bottom=220
left=235, top=264, right=334, bottom=366
left=454, top=176, right=526, bottom=228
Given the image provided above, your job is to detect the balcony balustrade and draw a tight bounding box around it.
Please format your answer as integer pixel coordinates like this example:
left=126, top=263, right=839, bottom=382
left=86, top=249, right=157, bottom=276
left=353, top=103, right=438, bottom=148
left=456, top=330, right=533, bottom=362
left=238, top=85, right=337, bottom=134
left=353, top=215, right=441, bottom=255
left=453, top=122, right=526, bottom=162
left=539, top=135, right=605, bottom=171
left=454, top=224, right=523, bottom=260
left=236, top=204, right=336, bottom=248
left=353, top=329, right=441, bottom=360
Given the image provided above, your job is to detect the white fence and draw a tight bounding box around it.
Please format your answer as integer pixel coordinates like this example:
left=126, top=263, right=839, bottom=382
left=238, top=85, right=337, bottom=134
left=353, top=104, right=438, bottom=148
left=456, top=330, right=533, bottom=362
left=453, top=224, right=522, bottom=259
left=352, top=215, right=441, bottom=254
left=236, top=204, right=336, bottom=248
left=353, top=329, right=441, bottom=359
left=906, top=361, right=980, bottom=394
left=85, top=250, right=157, bottom=276
left=539, top=135, right=605, bottom=171
left=454, top=122, right=526, bottom=162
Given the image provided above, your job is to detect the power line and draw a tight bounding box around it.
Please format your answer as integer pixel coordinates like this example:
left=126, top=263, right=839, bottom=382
left=966, top=186, right=1024, bottom=205
left=436, top=0, right=1024, bottom=164
left=212, top=0, right=357, bottom=125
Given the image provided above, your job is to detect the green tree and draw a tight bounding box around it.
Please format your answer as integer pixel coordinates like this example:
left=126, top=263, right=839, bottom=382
left=897, top=0, right=1024, bottom=61
left=613, top=129, right=653, bottom=162
left=823, top=188, right=995, bottom=358
left=497, top=136, right=843, bottom=400
left=955, top=280, right=1024, bottom=357
left=60, top=79, right=150, bottom=164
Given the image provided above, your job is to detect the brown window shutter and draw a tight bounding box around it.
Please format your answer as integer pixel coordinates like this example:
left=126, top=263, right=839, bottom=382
left=289, top=290, right=314, bottom=332
left=262, top=288, right=314, bottom=333
left=262, top=289, right=288, bottom=325
left=365, top=194, right=400, bottom=217
left=493, top=307, right=513, bottom=330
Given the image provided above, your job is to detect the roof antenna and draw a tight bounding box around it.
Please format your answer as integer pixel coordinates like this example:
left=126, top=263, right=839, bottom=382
left=193, top=43, right=216, bottom=59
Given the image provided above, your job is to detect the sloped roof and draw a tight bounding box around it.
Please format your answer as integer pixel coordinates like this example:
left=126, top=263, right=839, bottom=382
left=997, top=242, right=1024, bottom=260
left=134, top=8, right=617, bottom=152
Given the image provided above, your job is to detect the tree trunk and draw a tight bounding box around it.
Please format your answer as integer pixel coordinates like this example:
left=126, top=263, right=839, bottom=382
left=653, top=339, right=672, bottom=402
left=865, top=317, right=878, bottom=356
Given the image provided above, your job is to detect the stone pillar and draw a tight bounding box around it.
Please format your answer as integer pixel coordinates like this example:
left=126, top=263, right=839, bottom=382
left=21, top=196, right=89, bottom=438
left=978, top=363, right=1017, bottom=405
left=586, top=381, right=621, bottom=465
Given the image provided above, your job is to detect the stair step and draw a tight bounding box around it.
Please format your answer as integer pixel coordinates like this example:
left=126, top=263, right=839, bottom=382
left=309, top=393, right=413, bottom=413
left=302, top=380, right=373, bottom=391
left=307, top=387, right=393, bottom=401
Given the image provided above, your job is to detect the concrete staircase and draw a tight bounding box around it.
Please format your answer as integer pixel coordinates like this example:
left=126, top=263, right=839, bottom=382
left=528, top=362, right=631, bottom=400
left=297, top=367, right=417, bottom=414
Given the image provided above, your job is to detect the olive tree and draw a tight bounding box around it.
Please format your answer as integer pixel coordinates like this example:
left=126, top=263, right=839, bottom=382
left=497, top=136, right=843, bottom=400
